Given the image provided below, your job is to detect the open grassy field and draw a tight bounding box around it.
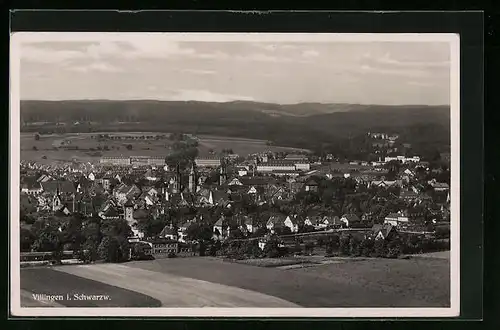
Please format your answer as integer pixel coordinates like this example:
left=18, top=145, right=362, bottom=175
left=42, top=263, right=298, bottom=307
left=20, top=267, right=161, bottom=307
left=196, top=134, right=311, bottom=156
left=20, top=132, right=311, bottom=164
left=20, top=132, right=173, bottom=164
left=290, top=257, right=450, bottom=307
left=20, top=256, right=450, bottom=308
left=126, top=257, right=450, bottom=307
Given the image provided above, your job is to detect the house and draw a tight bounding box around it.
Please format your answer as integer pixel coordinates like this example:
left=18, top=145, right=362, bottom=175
left=284, top=215, right=300, bottom=233
left=322, top=215, right=341, bottom=229
left=428, top=179, right=450, bottom=192
left=227, top=177, right=243, bottom=186
left=98, top=201, right=121, bottom=220
left=87, top=172, right=96, bottom=181
left=144, top=169, right=158, bottom=182
left=266, top=214, right=287, bottom=233
left=143, top=238, right=178, bottom=258
left=113, top=184, right=142, bottom=204
left=212, top=190, right=230, bottom=206
left=213, top=216, right=230, bottom=239
left=340, top=214, right=360, bottom=227
left=304, top=178, right=319, bottom=192
left=237, top=167, right=249, bottom=177
left=370, top=180, right=402, bottom=188
left=371, top=224, right=398, bottom=240
left=400, top=190, right=420, bottom=202
left=159, top=225, right=178, bottom=241
left=145, top=187, right=159, bottom=197
left=235, top=215, right=255, bottom=234
left=177, top=222, right=191, bottom=243
left=304, top=215, right=322, bottom=229
left=37, top=174, right=53, bottom=183
left=21, top=181, right=44, bottom=195
left=41, top=180, right=76, bottom=195
left=384, top=211, right=409, bottom=226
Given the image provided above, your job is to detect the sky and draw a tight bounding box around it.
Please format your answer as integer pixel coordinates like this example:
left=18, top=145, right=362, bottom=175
left=18, top=35, right=452, bottom=105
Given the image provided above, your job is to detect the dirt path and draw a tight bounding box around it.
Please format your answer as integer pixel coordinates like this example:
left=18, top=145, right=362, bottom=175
left=55, top=264, right=299, bottom=308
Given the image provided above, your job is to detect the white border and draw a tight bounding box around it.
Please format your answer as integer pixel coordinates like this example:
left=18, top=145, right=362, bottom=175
left=10, top=32, right=460, bottom=318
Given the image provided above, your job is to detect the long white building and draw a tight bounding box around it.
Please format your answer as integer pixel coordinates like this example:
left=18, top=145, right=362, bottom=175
left=100, top=156, right=166, bottom=166
left=195, top=157, right=222, bottom=167
left=256, top=160, right=310, bottom=173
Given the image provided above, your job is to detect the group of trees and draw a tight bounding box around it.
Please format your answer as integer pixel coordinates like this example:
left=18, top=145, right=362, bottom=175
left=20, top=213, right=133, bottom=264
left=322, top=232, right=449, bottom=259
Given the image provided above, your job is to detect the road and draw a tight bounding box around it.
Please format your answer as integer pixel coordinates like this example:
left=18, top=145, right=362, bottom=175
left=55, top=263, right=299, bottom=307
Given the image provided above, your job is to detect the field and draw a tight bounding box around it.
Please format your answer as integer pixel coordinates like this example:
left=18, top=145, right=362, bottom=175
left=195, top=134, right=310, bottom=157
left=20, top=132, right=310, bottom=164
left=20, top=256, right=450, bottom=308
left=21, top=267, right=161, bottom=307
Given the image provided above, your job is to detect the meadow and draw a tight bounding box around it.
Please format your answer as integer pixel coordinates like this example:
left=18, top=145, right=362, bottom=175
left=20, top=132, right=310, bottom=164
left=20, top=267, right=161, bottom=307
left=126, top=256, right=450, bottom=307
left=20, top=255, right=450, bottom=308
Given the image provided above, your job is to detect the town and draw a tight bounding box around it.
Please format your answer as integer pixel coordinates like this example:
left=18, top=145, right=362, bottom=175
left=20, top=130, right=451, bottom=264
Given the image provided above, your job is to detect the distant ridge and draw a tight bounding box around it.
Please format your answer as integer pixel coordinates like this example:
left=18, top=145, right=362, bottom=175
left=21, top=99, right=450, bottom=118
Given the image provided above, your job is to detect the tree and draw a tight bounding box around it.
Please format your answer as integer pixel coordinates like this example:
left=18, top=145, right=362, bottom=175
left=98, top=236, right=119, bottom=262
left=373, top=239, right=388, bottom=257
left=100, top=218, right=132, bottom=238
left=135, top=215, right=167, bottom=238
left=228, top=227, right=245, bottom=240
left=32, top=223, right=63, bottom=262
left=253, top=227, right=268, bottom=237
left=126, top=144, right=133, bottom=150
left=263, top=237, right=286, bottom=258
left=61, top=215, right=84, bottom=252
left=299, top=224, right=315, bottom=233
left=34, top=134, right=40, bottom=141
left=275, top=226, right=292, bottom=236
left=360, top=238, right=375, bottom=257
left=339, top=234, right=351, bottom=256
left=386, top=237, right=403, bottom=258
left=349, top=235, right=362, bottom=257
left=304, top=241, right=315, bottom=255
left=98, top=236, right=129, bottom=262
left=20, top=228, right=35, bottom=252
left=186, top=222, right=213, bottom=256
left=325, top=235, right=340, bottom=256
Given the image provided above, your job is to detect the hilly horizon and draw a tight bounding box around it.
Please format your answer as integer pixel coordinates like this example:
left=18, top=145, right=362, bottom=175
left=20, top=99, right=450, bottom=154
left=20, top=99, right=450, bottom=118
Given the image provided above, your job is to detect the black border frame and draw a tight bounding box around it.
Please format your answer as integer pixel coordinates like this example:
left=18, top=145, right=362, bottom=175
left=6, top=9, right=484, bottom=325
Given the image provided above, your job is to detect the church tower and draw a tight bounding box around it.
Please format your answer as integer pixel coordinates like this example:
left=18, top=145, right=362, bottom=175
left=219, top=161, right=227, bottom=186
left=52, top=182, right=62, bottom=212
left=173, top=163, right=181, bottom=193
left=188, top=162, right=197, bottom=193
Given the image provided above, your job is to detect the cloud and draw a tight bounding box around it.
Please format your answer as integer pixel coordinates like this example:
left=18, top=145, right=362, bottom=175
left=21, top=45, right=85, bottom=63
left=302, top=50, right=319, bottom=58
left=86, top=41, right=126, bottom=59
left=363, top=52, right=449, bottom=69
left=378, top=52, right=449, bottom=68
left=197, top=51, right=230, bottom=60
left=21, top=40, right=197, bottom=63
left=360, top=64, right=430, bottom=78
left=235, top=52, right=312, bottom=64
left=123, top=39, right=196, bottom=59
left=68, top=62, right=122, bottom=73
left=167, top=89, right=255, bottom=102
left=180, top=69, right=216, bottom=75
left=407, top=81, right=436, bottom=87
left=254, top=43, right=301, bottom=51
